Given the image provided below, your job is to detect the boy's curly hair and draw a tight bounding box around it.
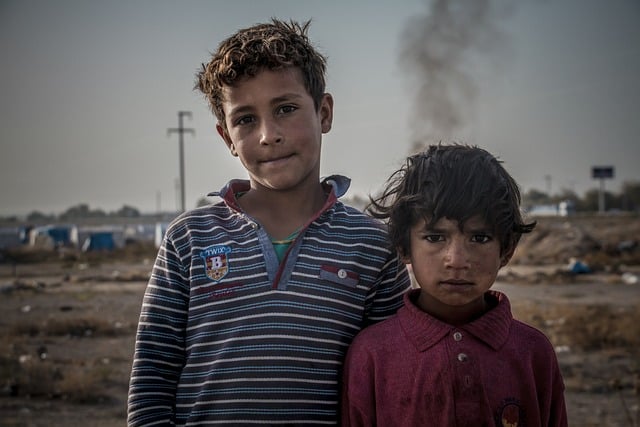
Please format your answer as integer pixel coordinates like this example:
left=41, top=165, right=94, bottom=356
left=195, top=18, right=327, bottom=129
left=368, top=144, right=536, bottom=257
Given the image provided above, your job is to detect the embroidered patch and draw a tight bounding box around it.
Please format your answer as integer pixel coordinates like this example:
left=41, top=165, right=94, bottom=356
left=498, top=398, right=524, bottom=427
left=200, top=245, right=231, bottom=282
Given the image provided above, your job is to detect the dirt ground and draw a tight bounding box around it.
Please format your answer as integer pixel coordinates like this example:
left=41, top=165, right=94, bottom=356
left=0, top=215, right=639, bottom=426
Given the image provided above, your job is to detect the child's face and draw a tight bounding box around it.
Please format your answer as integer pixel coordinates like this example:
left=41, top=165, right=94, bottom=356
left=216, top=67, right=333, bottom=193
left=403, top=215, right=510, bottom=322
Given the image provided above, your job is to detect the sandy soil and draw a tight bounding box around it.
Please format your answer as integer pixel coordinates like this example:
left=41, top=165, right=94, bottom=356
left=0, top=215, right=639, bottom=426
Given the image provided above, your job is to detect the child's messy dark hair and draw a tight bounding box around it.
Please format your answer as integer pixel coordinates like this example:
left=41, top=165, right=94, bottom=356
left=195, top=18, right=327, bottom=129
left=368, top=144, right=536, bottom=257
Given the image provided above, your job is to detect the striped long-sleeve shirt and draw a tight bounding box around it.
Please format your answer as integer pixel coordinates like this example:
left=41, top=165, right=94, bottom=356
left=127, top=175, right=411, bottom=426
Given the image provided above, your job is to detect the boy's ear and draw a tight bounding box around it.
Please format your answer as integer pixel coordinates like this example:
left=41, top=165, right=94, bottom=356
left=320, top=93, right=334, bottom=134
left=217, top=123, right=238, bottom=157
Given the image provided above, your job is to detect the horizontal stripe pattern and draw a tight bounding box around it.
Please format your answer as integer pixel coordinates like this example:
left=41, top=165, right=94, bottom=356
left=128, top=181, right=410, bottom=426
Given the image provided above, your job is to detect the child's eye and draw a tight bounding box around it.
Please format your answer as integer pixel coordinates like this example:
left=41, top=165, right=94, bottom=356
left=471, top=234, right=493, bottom=244
left=423, top=234, right=444, bottom=243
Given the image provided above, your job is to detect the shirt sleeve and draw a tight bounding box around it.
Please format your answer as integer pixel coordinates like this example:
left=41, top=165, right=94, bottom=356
left=127, top=231, right=190, bottom=426
left=364, top=252, right=411, bottom=325
left=548, top=356, right=569, bottom=427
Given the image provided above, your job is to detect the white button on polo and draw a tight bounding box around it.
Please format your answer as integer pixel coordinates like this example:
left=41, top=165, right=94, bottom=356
left=338, top=269, right=348, bottom=279
left=453, top=332, right=463, bottom=341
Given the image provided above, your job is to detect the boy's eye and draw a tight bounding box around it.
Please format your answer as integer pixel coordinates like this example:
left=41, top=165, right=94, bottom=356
left=277, top=105, right=297, bottom=115
left=236, top=115, right=255, bottom=126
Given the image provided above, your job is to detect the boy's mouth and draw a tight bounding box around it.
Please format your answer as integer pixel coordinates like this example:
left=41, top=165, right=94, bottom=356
left=261, top=154, right=294, bottom=164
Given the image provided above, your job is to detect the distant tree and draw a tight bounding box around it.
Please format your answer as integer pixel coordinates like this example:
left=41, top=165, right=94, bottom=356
left=620, top=181, right=640, bottom=211
left=582, top=189, right=618, bottom=212
left=60, top=203, right=90, bottom=219
left=26, top=211, right=55, bottom=223
left=552, top=188, right=584, bottom=211
left=113, top=205, right=141, bottom=217
left=59, top=203, right=106, bottom=220
left=522, top=188, right=550, bottom=208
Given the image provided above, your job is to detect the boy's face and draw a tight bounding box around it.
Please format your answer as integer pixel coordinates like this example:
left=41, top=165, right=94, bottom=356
left=216, top=67, right=333, bottom=194
left=403, top=216, right=512, bottom=322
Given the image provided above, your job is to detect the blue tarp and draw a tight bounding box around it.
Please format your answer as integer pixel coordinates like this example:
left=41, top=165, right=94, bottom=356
left=82, top=232, right=115, bottom=251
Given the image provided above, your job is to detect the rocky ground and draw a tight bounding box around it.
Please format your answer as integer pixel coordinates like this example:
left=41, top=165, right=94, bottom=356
left=0, top=214, right=638, bottom=426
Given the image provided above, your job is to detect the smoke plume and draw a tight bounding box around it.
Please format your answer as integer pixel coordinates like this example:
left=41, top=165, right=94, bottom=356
left=400, top=0, right=515, bottom=150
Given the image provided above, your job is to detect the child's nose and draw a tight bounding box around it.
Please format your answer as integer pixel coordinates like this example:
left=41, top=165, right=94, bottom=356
left=444, top=240, right=470, bottom=268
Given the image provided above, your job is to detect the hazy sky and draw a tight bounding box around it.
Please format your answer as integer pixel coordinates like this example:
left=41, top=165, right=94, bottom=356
left=1, top=0, right=639, bottom=216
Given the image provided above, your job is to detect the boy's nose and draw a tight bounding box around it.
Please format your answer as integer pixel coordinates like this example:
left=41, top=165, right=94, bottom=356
left=259, top=119, right=283, bottom=145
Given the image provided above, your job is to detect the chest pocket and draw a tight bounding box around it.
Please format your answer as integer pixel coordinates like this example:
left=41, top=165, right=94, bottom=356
left=319, top=265, right=359, bottom=288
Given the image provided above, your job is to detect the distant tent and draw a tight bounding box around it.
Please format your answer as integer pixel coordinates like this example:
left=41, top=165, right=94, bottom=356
left=29, top=225, right=76, bottom=248
left=154, top=222, right=169, bottom=248
left=19, top=225, right=33, bottom=245
left=82, top=232, right=115, bottom=252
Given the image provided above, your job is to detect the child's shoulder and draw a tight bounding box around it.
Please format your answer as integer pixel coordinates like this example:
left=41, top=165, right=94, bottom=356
left=509, top=318, right=557, bottom=354
left=350, top=314, right=402, bottom=351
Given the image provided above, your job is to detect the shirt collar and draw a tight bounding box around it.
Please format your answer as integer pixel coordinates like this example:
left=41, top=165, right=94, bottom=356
left=398, top=289, right=513, bottom=352
left=207, top=175, right=351, bottom=214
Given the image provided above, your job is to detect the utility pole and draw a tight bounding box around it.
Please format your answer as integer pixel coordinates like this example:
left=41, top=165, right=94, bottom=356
left=544, top=174, right=552, bottom=197
left=591, top=166, right=614, bottom=214
left=168, top=111, right=194, bottom=213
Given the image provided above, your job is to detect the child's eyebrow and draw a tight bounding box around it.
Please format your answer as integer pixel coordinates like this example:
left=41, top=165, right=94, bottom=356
left=421, top=225, right=444, bottom=233
left=464, top=225, right=494, bottom=234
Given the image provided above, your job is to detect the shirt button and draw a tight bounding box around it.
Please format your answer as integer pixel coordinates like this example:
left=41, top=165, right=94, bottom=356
left=338, top=269, right=348, bottom=279
left=453, top=332, right=463, bottom=341
left=457, top=353, right=468, bottom=362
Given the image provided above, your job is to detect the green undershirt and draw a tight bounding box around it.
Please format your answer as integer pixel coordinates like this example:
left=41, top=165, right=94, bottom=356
left=271, top=229, right=300, bottom=262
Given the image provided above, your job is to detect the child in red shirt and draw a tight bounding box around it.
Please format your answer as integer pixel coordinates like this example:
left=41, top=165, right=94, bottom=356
left=341, top=144, right=568, bottom=427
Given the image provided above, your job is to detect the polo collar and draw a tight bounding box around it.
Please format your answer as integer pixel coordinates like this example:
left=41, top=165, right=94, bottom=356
left=208, top=175, right=351, bottom=213
left=399, top=289, right=513, bottom=352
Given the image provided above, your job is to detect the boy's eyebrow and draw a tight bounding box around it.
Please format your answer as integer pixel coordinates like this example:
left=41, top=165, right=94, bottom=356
left=227, top=93, right=305, bottom=118
left=227, top=105, right=254, bottom=118
left=270, top=93, right=305, bottom=105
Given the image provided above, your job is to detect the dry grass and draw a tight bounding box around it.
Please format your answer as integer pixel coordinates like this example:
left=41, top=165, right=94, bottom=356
left=514, top=303, right=640, bottom=352
left=2, top=315, right=135, bottom=405
left=8, top=317, right=129, bottom=338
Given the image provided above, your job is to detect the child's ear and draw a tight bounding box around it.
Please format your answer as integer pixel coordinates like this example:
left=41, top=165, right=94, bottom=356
left=217, top=123, right=238, bottom=157
left=399, top=247, right=411, bottom=265
left=500, top=247, right=516, bottom=267
left=319, top=93, right=333, bottom=134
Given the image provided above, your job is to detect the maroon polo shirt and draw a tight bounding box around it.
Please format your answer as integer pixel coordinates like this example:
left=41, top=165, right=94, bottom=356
left=342, top=290, right=568, bottom=427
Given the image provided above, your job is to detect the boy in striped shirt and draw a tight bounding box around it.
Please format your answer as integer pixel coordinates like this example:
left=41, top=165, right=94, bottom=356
left=127, top=19, right=410, bottom=426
